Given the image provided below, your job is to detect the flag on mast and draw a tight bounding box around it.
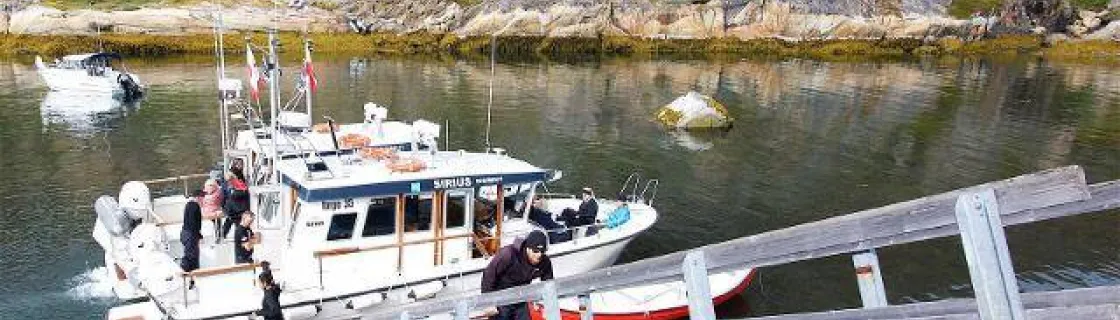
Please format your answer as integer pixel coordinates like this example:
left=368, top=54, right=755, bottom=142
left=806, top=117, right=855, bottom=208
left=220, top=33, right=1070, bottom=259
left=302, top=44, right=318, bottom=94
left=246, top=44, right=265, bottom=101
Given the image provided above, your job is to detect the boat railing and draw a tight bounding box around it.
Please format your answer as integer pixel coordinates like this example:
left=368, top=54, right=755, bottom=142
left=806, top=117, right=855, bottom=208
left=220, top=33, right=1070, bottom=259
left=639, top=179, right=659, bottom=206
left=178, top=262, right=261, bottom=307
left=349, top=166, right=1120, bottom=320
left=142, top=173, right=211, bottom=198
left=618, top=172, right=641, bottom=202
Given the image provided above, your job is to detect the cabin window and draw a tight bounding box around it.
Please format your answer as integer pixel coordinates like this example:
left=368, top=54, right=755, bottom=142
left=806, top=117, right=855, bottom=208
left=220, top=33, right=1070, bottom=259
left=362, top=197, right=396, bottom=237
left=326, top=212, right=358, bottom=241
left=404, top=195, right=432, bottom=232
left=446, top=194, right=467, bottom=229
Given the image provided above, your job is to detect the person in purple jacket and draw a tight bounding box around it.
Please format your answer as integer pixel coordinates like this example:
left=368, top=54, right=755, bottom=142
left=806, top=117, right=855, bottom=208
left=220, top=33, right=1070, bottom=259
left=480, top=230, right=554, bottom=320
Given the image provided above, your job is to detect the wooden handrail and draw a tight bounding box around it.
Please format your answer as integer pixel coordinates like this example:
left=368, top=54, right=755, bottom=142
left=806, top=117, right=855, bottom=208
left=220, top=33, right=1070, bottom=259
left=314, top=233, right=474, bottom=258
left=182, top=262, right=259, bottom=278
left=355, top=166, right=1098, bottom=320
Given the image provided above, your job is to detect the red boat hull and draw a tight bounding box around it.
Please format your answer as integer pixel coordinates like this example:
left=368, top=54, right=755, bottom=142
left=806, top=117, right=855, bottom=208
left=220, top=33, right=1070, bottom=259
left=529, top=269, right=757, bottom=320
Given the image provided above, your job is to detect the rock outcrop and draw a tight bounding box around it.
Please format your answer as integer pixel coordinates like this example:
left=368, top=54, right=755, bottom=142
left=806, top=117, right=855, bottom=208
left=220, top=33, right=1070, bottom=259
left=342, top=0, right=966, bottom=40
left=3, top=0, right=1116, bottom=42
left=6, top=4, right=347, bottom=35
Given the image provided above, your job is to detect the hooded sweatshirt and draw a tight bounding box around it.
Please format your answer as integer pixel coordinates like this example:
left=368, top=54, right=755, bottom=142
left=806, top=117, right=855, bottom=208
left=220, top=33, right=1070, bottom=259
left=480, top=237, right=554, bottom=293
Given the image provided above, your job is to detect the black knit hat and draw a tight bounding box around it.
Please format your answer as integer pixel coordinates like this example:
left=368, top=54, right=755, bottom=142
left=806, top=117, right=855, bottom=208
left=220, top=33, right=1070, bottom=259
left=524, top=230, right=548, bottom=253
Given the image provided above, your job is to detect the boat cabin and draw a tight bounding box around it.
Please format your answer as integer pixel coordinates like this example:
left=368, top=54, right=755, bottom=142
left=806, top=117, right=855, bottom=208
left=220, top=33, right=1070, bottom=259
left=256, top=148, right=554, bottom=279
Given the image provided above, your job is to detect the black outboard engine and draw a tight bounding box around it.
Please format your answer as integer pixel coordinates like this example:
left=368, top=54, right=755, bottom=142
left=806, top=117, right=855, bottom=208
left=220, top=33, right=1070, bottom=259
left=118, top=74, right=142, bottom=100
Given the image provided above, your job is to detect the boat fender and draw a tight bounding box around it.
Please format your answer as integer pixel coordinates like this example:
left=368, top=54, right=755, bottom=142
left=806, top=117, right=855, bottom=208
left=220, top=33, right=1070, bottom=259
left=283, top=305, right=321, bottom=320
left=95, top=195, right=134, bottom=236
left=407, top=280, right=446, bottom=300
left=118, top=181, right=152, bottom=220
left=345, top=292, right=387, bottom=310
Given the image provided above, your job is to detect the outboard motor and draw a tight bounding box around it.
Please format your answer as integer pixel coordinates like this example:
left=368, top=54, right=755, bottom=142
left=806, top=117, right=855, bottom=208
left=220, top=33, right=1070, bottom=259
left=118, top=74, right=142, bottom=100
left=118, top=181, right=152, bottom=221
left=94, top=196, right=134, bottom=237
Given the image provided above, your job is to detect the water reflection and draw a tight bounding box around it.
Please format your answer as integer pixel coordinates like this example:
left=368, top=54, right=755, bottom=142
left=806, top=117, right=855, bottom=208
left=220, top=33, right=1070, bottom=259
left=40, top=91, right=141, bottom=137
left=1, top=55, right=1119, bottom=319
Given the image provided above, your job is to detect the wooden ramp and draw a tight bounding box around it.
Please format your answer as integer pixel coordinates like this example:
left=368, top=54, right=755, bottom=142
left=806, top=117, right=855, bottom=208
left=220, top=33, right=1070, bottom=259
left=325, top=165, right=1120, bottom=320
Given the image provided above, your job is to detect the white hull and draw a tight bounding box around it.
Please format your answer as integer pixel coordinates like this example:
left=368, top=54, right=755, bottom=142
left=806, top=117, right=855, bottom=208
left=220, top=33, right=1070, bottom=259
left=35, top=56, right=142, bottom=99
left=38, top=68, right=127, bottom=96
left=100, top=197, right=654, bottom=320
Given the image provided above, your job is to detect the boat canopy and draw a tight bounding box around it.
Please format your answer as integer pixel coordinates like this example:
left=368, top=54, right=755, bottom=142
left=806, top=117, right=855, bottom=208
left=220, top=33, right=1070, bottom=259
left=282, top=170, right=552, bottom=202
left=61, top=52, right=123, bottom=62
left=275, top=151, right=554, bottom=202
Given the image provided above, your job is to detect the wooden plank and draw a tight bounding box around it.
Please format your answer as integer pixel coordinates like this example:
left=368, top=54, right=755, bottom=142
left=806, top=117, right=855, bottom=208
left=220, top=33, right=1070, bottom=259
left=744, top=285, right=1120, bottom=320
left=183, top=262, right=259, bottom=278
left=355, top=167, right=1092, bottom=320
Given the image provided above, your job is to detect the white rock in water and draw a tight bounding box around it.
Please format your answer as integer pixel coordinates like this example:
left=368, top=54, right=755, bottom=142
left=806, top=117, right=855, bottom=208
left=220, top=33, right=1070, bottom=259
left=655, top=91, right=733, bottom=129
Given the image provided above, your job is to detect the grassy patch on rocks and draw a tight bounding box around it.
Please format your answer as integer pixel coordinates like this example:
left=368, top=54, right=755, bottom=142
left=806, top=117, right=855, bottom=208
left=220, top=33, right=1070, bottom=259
left=2, top=31, right=1119, bottom=62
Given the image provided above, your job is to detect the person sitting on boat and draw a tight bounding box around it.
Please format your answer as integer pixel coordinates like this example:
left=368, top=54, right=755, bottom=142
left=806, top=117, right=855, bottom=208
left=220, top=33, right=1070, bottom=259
left=180, top=190, right=204, bottom=273
left=528, top=196, right=570, bottom=243
left=221, top=168, right=250, bottom=241
left=234, top=211, right=257, bottom=264
left=481, top=230, right=554, bottom=320
left=257, top=267, right=284, bottom=320
left=200, top=178, right=223, bottom=239
left=559, top=187, right=598, bottom=228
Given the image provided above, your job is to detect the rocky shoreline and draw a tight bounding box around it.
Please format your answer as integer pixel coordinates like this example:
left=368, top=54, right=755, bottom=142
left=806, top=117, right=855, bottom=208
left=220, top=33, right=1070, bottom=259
left=0, top=0, right=1118, bottom=59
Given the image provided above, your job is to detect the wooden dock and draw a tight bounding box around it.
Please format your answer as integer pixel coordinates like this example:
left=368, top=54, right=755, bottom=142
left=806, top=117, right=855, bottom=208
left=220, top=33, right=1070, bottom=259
left=328, top=165, right=1120, bottom=320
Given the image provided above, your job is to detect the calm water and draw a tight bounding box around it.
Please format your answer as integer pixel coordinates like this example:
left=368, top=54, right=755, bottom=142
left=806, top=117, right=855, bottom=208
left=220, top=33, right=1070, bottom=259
left=0, top=55, right=1118, bottom=319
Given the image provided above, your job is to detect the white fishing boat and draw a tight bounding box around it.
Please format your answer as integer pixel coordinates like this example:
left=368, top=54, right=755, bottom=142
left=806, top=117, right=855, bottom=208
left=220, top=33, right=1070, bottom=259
left=94, top=31, right=661, bottom=320
left=35, top=52, right=144, bottom=99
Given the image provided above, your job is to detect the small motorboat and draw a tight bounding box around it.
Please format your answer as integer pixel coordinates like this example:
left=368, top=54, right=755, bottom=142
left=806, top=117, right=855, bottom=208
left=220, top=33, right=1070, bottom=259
left=35, top=52, right=144, bottom=100
left=530, top=268, right=756, bottom=320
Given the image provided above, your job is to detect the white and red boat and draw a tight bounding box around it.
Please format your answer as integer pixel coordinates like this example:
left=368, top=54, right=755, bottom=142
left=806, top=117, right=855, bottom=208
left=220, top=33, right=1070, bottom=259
left=530, top=268, right=756, bottom=320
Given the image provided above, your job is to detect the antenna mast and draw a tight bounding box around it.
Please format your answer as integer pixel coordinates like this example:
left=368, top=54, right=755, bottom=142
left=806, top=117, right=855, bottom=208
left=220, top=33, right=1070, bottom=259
left=485, top=36, right=496, bottom=152
left=267, top=29, right=280, bottom=184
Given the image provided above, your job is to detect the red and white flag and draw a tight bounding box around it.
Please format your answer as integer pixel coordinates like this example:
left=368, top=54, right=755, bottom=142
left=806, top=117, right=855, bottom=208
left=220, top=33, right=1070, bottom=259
left=302, top=45, right=318, bottom=94
left=245, top=45, right=265, bottom=101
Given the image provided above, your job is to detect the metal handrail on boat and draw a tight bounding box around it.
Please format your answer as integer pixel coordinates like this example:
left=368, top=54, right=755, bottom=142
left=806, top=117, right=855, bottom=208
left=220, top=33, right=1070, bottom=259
left=142, top=173, right=211, bottom=197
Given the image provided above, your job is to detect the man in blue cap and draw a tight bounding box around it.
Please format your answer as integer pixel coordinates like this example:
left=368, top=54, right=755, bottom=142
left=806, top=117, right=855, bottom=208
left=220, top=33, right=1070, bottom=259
left=481, top=230, right=554, bottom=320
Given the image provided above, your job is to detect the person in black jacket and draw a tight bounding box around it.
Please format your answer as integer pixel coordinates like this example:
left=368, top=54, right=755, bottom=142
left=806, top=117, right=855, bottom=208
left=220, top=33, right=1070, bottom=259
left=220, top=168, right=250, bottom=241
left=559, top=187, right=598, bottom=228
left=258, top=269, right=283, bottom=320
left=179, top=191, right=204, bottom=272
left=480, top=230, right=553, bottom=320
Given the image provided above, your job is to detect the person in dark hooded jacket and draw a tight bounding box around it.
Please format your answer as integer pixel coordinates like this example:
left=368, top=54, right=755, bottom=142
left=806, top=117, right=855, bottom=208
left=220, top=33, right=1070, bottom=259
left=480, top=230, right=553, bottom=320
left=180, top=191, right=204, bottom=272
left=258, top=270, right=283, bottom=320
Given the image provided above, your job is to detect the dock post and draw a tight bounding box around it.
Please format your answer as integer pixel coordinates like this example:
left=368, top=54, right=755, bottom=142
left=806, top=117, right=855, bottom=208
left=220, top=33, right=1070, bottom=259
left=540, top=282, right=562, bottom=320
left=453, top=301, right=470, bottom=320
left=852, top=249, right=888, bottom=308
left=955, top=189, right=1025, bottom=320
left=578, top=294, right=593, bottom=320
left=682, top=250, right=716, bottom=320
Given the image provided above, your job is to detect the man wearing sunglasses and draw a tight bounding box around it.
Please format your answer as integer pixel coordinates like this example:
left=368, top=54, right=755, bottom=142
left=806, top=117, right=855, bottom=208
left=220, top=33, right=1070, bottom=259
left=481, top=230, right=554, bottom=320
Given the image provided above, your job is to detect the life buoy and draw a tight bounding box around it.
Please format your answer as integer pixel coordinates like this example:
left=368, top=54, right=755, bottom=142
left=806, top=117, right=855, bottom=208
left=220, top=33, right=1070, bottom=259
left=338, top=133, right=371, bottom=149
left=387, top=158, right=425, bottom=173
left=359, top=147, right=398, bottom=161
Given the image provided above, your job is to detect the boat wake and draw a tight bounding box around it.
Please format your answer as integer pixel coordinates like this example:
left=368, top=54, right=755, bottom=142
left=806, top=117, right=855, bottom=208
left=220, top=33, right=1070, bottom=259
left=66, top=266, right=117, bottom=302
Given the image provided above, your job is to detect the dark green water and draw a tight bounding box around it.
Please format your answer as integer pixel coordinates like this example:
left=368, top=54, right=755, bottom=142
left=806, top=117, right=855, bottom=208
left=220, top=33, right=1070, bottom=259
left=0, top=55, right=1118, bottom=319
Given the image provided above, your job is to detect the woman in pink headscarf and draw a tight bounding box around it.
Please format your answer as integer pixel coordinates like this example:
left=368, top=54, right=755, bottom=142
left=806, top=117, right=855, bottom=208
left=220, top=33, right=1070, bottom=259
left=200, top=178, right=224, bottom=239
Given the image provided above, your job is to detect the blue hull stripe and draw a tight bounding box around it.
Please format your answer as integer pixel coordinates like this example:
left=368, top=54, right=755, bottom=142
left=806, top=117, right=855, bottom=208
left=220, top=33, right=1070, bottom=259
left=282, top=170, right=551, bottom=202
